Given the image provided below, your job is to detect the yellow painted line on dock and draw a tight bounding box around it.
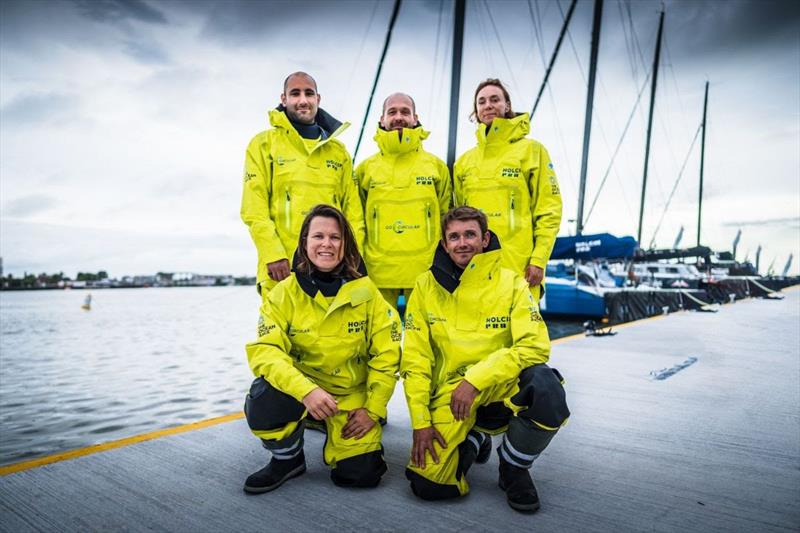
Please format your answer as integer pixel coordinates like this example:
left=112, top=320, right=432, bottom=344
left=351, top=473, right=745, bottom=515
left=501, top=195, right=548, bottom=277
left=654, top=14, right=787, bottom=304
left=0, top=313, right=674, bottom=476
left=0, top=412, right=244, bottom=476
left=5, top=288, right=794, bottom=476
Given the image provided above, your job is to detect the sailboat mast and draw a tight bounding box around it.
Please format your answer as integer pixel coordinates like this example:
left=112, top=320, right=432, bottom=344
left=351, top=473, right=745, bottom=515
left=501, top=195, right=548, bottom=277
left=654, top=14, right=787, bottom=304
left=530, top=0, right=578, bottom=120
left=352, top=0, right=403, bottom=163
left=576, top=0, right=603, bottom=236
left=636, top=9, right=665, bottom=245
left=697, top=80, right=709, bottom=247
left=446, top=0, right=467, bottom=172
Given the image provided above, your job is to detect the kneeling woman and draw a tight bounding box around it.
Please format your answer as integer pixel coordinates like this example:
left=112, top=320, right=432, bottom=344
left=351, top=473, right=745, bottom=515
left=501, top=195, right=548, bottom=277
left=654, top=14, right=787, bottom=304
left=243, top=204, right=401, bottom=493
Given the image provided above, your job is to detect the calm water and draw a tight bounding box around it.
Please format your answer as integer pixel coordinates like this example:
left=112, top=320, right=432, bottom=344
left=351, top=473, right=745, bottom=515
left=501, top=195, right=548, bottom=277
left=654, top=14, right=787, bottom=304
left=0, top=287, right=259, bottom=466
left=0, top=287, right=581, bottom=467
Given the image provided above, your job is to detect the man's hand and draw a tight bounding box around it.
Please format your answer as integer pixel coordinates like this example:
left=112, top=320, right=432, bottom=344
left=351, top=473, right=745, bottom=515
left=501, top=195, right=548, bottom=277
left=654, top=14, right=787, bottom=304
left=525, top=265, right=544, bottom=286
left=450, top=380, right=479, bottom=421
left=267, top=259, right=291, bottom=282
left=412, top=426, right=447, bottom=469
left=302, top=388, right=338, bottom=420
left=341, top=408, right=376, bottom=440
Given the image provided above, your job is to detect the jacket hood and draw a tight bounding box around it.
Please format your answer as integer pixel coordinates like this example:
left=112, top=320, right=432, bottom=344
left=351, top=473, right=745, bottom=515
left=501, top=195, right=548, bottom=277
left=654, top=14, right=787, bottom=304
left=430, top=230, right=501, bottom=293
left=291, top=249, right=368, bottom=298
left=475, top=112, right=530, bottom=146
left=271, top=105, right=344, bottom=138
left=373, top=123, right=429, bottom=155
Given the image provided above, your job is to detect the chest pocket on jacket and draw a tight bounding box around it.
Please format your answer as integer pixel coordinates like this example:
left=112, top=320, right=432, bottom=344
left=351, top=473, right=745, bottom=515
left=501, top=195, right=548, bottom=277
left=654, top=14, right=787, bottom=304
left=318, top=305, right=369, bottom=383
left=464, top=182, right=524, bottom=238
left=367, top=196, right=436, bottom=255
left=279, top=177, right=337, bottom=243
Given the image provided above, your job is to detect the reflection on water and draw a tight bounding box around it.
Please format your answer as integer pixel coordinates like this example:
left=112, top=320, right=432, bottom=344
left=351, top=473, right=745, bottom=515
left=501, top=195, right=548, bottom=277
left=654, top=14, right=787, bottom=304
left=0, top=287, right=259, bottom=466
left=0, top=287, right=582, bottom=467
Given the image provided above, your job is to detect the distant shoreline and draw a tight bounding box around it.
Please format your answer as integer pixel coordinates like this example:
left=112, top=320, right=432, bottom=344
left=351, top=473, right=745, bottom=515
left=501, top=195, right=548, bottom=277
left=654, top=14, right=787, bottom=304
left=0, top=284, right=255, bottom=292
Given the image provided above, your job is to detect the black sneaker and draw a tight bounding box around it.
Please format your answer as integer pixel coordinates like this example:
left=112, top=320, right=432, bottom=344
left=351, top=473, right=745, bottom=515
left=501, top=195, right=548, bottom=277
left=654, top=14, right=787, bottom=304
left=243, top=451, right=306, bottom=494
left=476, top=433, right=492, bottom=464
left=498, top=458, right=540, bottom=513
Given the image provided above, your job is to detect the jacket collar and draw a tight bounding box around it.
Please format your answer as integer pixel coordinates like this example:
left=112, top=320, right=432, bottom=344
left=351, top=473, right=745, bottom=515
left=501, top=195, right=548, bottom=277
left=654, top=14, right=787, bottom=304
left=269, top=106, right=349, bottom=152
left=475, top=112, right=530, bottom=147
left=430, top=231, right=502, bottom=293
left=373, top=124, right=428, bottom=155
left=291, top=250, right=368, bottom=299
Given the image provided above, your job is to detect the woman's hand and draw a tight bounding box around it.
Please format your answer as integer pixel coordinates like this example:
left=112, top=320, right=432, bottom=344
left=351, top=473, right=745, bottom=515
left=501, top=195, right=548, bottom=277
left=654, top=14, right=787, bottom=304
left=525, top=265, right=544, bottom=286
left=341, top=408, right=376, bottom=440
left=302, top=387, right=338, bottom=420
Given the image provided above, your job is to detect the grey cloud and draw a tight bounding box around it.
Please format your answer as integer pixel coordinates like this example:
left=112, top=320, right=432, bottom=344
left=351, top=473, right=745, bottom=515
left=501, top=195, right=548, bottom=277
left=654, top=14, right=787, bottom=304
left=195, top=0, right=388, bottom=46
left=72, top=0, right=170, bottom=64
left=124, top=39, right=170, bottom=64
left=3, top=194, right=57, bottom=218
left=1, top=0, right=169, bottom=66
left=722, top=216, right=800, bottom=227
left=73, top=0, right=167, bottom=25
left=664, top=0, right=800, bottom=58
left=0, top=92, right=79, bottom=126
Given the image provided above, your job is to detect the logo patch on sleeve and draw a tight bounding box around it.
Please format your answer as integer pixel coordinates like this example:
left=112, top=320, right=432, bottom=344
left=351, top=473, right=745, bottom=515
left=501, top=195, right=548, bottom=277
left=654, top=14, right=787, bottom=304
left=258, top=315, right=276, bottom=337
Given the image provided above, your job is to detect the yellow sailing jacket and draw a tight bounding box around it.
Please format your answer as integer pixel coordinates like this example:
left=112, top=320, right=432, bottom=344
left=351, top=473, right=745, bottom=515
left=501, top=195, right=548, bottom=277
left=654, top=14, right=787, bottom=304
left=400, top=236, right=551, bottom=430
left=241, top=108, right=366, bottom=289
left=355, top=126, right=451, bottom=289
left=246, top=273, right=401, bottom=419
left=454, top=113, right=562, bottom=273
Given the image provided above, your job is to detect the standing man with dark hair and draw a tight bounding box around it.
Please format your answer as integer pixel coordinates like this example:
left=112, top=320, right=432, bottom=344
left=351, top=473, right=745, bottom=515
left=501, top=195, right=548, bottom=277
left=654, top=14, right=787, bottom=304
left=401, top=206, right=570, bottom=513
left=355, top=92, right=451, bottom=310
left=241, top=72, right=365, bottom=303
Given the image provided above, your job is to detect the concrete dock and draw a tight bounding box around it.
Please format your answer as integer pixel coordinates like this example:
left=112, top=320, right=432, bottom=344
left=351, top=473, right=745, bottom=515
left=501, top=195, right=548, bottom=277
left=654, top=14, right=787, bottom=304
left=2, top=289, right=798, bottom=532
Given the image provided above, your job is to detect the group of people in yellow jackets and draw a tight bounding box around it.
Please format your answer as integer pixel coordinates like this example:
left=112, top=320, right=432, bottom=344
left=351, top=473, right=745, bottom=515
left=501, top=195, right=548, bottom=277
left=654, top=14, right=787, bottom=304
left=240, top=71, right=570, bottom=513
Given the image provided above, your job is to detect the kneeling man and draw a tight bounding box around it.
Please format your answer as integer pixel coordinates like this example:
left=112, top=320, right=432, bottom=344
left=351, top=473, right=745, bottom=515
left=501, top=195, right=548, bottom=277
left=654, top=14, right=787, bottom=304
left=401, top=206, right=570, bottom=512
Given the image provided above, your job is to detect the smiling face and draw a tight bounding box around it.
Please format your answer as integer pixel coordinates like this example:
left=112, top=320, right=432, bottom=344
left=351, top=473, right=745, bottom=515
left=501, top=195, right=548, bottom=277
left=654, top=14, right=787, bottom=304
left=475, top=84, right=509, bottom=126
left=443, top=219, right=490, bottom=269
left=281, top=73, right=320, bottom=125
left=380, top=93, right=418, bottom=132
left=305, top=216, right=344, bottom=272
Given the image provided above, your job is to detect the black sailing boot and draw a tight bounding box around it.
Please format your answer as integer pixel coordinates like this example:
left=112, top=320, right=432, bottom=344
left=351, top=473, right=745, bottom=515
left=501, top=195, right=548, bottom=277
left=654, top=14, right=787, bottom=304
left=243, top=450, right=306, bottom=494
left=457, top=431, right=491, bottom=479
left=498, top=457, right=540, bottom=513
left=476, top=433, right=492, bottom=464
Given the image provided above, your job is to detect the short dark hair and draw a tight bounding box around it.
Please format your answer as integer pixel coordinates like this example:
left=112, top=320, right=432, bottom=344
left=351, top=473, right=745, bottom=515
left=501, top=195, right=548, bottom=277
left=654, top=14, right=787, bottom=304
left=470, top=78, right=514, bottom=122
left=441, top=206, right=488, bottom=239
left=295, top=204, right=363, bottom=279
left=283, top=71, right=318, bottom=94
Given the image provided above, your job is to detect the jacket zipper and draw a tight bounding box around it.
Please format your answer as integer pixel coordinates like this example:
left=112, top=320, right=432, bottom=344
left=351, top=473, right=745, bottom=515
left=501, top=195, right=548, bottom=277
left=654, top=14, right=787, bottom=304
left=509, top=191, right=516, bottom=232
left=285, top=188, right=291, bottom=229
left=372, top=207, right=379, bottom=246
left=426, top=202, right=432, bottom=243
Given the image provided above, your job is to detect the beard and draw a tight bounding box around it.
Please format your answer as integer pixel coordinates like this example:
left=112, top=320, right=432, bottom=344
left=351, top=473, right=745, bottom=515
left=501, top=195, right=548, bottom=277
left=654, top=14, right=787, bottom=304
left=286, top=106, right=316, bottom=125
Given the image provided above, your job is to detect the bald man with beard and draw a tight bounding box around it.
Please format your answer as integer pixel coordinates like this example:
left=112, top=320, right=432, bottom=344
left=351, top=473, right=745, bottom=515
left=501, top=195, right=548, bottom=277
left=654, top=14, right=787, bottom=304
left=355, top=93, right=451, bottom=312
left=241, top=72, right=365, bottom=304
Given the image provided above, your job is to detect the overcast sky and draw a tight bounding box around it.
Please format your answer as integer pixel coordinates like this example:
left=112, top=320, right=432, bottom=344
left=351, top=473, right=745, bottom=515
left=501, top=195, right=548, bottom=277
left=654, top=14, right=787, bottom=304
left=1, top=0, right=798, bottom=277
